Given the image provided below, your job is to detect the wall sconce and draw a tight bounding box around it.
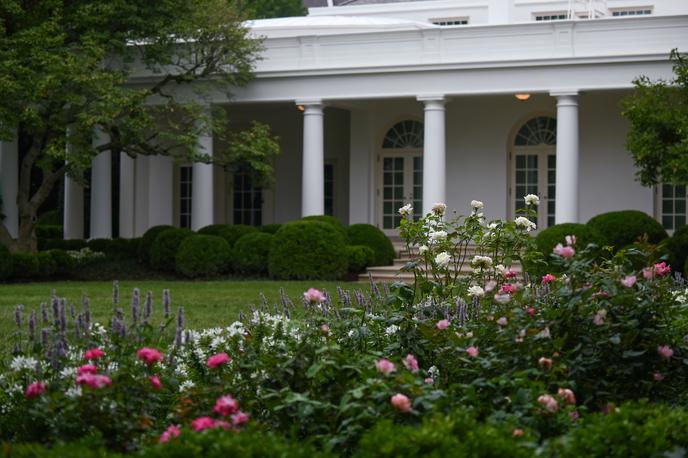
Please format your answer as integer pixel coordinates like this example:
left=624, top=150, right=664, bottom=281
left=515, top=93, right=531, bottom=101
left=297, top=105, right=305, bottom=111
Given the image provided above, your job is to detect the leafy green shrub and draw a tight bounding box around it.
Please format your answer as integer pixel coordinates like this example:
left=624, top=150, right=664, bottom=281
left=38, top=239, right=88, bottom=252
left=346, top=224, right=395, bottom=266
left=46, top=249, right=75, bottom=276
left=36, top=252, right=57, bottom=278
left=87, top=238, right=138, bottom=261
left=233, top=232, right=274, bottom=276
left=346, top=245, right=375, bottom=273
left=268, top=221, right=348, bottom=280
left=0, top=244, right=14, bottom=280
left=37, top=209, right=60, bottom=225
left=301, top=215, right=348, bottom=241
left=35, top=224, right=63, bottom=240
left=11, top=253, right=39, bottom=279
left=664, top=227, right=688, bottom=274
left=259, top=224, right=282, bottom=234
left=175, top=235, right=231, bottom=278
left=138, top=225, right=174, bottom=264
left=587, top=210, right=667, bottom=250
left=150, top=228, right=193, bottom=271
left=198, top=224, right=258, bottom=248
left=534, top=223, right=602, bottom=255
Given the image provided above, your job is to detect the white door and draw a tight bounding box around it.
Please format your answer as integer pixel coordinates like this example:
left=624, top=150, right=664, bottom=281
left=510, top=147, right=556, bottom=230
left=378, top=152, right=423, bottom=235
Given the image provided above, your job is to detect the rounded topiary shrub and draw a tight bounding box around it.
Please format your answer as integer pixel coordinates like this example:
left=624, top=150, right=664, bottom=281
left=346, top=244, right=375, bottom=273
left=233, top=232, right=274, bottom=276
left=587, top=210, right=667, bottom=250
left=150, top=228, right=193, bottom=271
left=11, top=253, right=39, bottom=279
left=301, top=215, right=348, bottom=241
left=138, top=225, right=174, bottom=264
left=346, top=224, right=396, bottom=266
left=665, top=225, right=688, bottom=273
left=534, top=223, right=603, bottom=255
left=259, top=224, right=282, bottom=234
left=0, top=245, right=14, bottom=280
left=175, top=235, right=231, bottom=278
left=268, top=221, right=348, bottom=280
left=198, top=224, right=258, bottom=248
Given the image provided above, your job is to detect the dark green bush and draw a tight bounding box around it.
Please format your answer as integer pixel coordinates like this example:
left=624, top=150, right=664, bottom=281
left=35, top=224, right=63, bottom=240
left=259, top=224, right=282, bottom=234
left=268, top=221, right=348, bottom=280
left=587, top=210, right=667, bottom=250
left=11, top=253, right=39, bottom=279
left=301, top=215, right=348, bottom=241
left=347, top=245, right=375, bottom=273
left=665, top=229, right=688, bottom=274
left=37, top=209, right=60, bottom=225
left=346, top=224, right=395, bottom=266
left=88, top=238, right=138, bottom=260
left=233, top=232, right=274, bottom=276
left=38, top=239, right=88, bottom=252
left=138, top=225, right=174, bottom=264
left=46, top=249, right=75, bottom=276
left=175, top=235, right=231, bottom=278
left=36, top=251, right=57, bottom=278
left=534, top=223, right=602, bottom=255
left=150, top=228, right=193, bottom=271
left=198, top=224, right=258, bottom=248
left=0, top=244, right=13, bottom=280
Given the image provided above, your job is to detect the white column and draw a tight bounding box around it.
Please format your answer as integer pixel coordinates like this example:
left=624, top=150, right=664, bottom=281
left=298, top=100, right=325, bottom=217
left=418, top=95, right=447, bottom=215
left=0, top=135, right=19, bottom=238
left=192, top=109, right=214, bottom=231
left=89, top=130, right=112, bottom=239
left=551, top=90, right=580, bottom=224
left=119, top=152, right=135, bottom=238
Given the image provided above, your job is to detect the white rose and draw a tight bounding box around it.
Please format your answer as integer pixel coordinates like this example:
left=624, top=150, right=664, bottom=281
left=434, top=252, right=451, bottom=269
left=471, top=255, right=493, bottom=270
left=418, top=245, right=429, bottom=255
left=398, top=204, right=413, bottom=216
left=524, top=194, right=540, bottom=206
left=467, top=285, right=485, bottom=297
left=431, top=202, right=447, bottom=215
left=470, top=200, right=484, bottom=210
left=429, top=230, right=447, bottom=242
left=494, top=294, right=511, bottom=304
left=514, top=216, right=537, bottom=232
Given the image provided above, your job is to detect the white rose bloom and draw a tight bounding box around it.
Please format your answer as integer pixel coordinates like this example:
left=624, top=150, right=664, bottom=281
left=495, top=264, right=507, bottom=276
left=435, top=252, right=451, bottom=269
left=429, top=230, right=447, bottom=242
left=385, top=324, right=400, bottom=336
left=418, top=245, right=429, bottom=255
left=468, top=285, right=485, bottom=297
left=494, top=294, right=512, bottom=304
left=470, top=200, right=484, bottom=210
left=431, top=202, right=447, bottom=215
left=524, top=194, right=540, bottom=206
left=488, top=222, right=499, bottom=229
left=514, top=216, right=537, bottom=232
left=471, top=255, right=493, bottom=270
left=398, top=204, right=413, bottom=216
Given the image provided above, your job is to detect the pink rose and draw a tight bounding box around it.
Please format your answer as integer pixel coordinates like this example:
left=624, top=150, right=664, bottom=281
left=541, top=274, right=557, bottom=284
left=191, top=416, right=216, bottom=432
left=436, top=319, right=450, bottom=330
left=642, top=267, right=654, bottom=279
left=390, top=393, right=412, bottom=413
left=538, top=357, right=553, bottom=370
left=620, top=275, right=637, bottom=288
left=149, top=375, right=162, bottom=390
left=496, top=316, right=508, bottom=326
left=657, top=345, right=674, bottom=359
left=557, top=388, right=576, bottom=405
left=207, top=352, right=232, bottom=369
left=375, top=358, right=396, bottom=375
left=499, top=283, right=517, bottom=294
left=503, top=269, right=518, bottom=279
left=213, top=395, right=239, bottom=417
left=593, top=309, right=607, bottom=326
left=214, top=420, right=232, bottom=430
left=484, top=280, right=497, bottom=292
left=466, top=346, right=479, bottom=357
left=654, top=262, right=671, bottom=277
left=83, top=348, right=105, bottom=360
left=527, top=307, right=536, bottom=317
left=424, top=377, right=434, bottom=384
left=654, top=372, right=665, bottom=381
left=553, top=244, right=575, bottom=258
left=403, top=354, right=419, bottom=373
left=231, top=411, right=250, bottom=427
left=303, top=288, right=326, bottom=304
left=25, top=381, right=46, bottom=399
left=159, top=424, right=181, bottom=443
left=137, top=347, right=163, bottom=366
left=537, top=394, right=559, bottom=413
left=76, top=373, right=112, bottom=389
left=77, top=364, right=98, bottom=375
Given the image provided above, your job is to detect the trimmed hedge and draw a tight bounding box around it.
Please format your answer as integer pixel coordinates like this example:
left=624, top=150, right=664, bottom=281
left=665, top=224, right=688, bottom=274
left=301, top=215, right=348, bottom=241
left=46, top=249, right=75, bottom=276
left=11, top=253, right=39, bottom=279
left=233, top=232, right=274, bottom=276
left=534, top=223, right=602, bottom=255
left=138, top=225, right=174, bottom=264
left=88, top=238, right=140, bottom=260
left=38, top=239, right=88, bottom=252
left=346, top=224, right=395, bottom=266
left=175, top=235, right=231, bottom=278
left=150, top=228, right=193, bottom=271
left=587, top=210, right=667, bottom=250
left=259, top=224, right=282, bottom=235
left=36, top=252, right=57, bottom=278
left=0, top=244, right=13, bottom=280
left=346, top=245, right=375, bottom=273
left=198, top=224, right=258, bottom=248
left=268, top=221, right=348, bottom=280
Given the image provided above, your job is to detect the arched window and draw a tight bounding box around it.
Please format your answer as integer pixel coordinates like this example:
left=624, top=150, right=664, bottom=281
left=382, top=120, right=424, bottom=149
left=514, top=116, right=557, bottom=146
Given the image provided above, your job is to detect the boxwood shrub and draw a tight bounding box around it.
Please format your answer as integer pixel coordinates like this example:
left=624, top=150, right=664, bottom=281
left=138, top=225, right=174, bottom=264
left=346, top=224, right=396, bottom=266
left=587, top=210, right=667, bottom=250
left=46, top=249, right=75, bottom=276
left=665, top=224, right=688, bottom=273
left=346, top=245, right=375, bottom=273
left=36, top=252, right=57, bottom=278
left=259, top=224, right=282, bottom=234
left=301, top=215, right=348, bottom=241
left=150, top=228, right=193, bottom=271
left=534, top=223, right=602, bottom=255
left=198, top=224, right=258, bottom=248
left=35, top=224, right=63, bottom=240
left=268, top=221, right=348, bottom=280
left=0, top=244, right=13, bottom=280
left=175, top=234, right=231, bottom=278
left=11, top=253, right=39, bottom=279
left=233, top=232, right=274, bottom=276
left=38, top=238, right=88, bottom=252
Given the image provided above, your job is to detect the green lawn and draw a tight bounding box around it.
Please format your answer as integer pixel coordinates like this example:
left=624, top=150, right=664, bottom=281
left=0, top=280, right=363, bottom=352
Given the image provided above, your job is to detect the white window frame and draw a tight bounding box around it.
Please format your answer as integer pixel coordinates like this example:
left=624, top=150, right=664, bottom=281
left=655, top=184, right=687, bottom=234
left=230, top=169, right=263, bottom=226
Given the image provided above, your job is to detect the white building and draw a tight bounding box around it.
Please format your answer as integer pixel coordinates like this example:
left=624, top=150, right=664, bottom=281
left=1, top=0, right=688, bottom=240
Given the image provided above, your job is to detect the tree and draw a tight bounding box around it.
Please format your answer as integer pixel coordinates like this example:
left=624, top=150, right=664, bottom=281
left=236, top=0, right=306, bottom=19
left=0, top=0, right=280, bottom=252
left=622, top=49, right=688, bottom=187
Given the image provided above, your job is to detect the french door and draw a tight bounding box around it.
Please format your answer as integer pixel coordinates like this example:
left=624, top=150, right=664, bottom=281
left=378, top=152, right=423, bottom=235
left=511, top=148, right=556, bottom=230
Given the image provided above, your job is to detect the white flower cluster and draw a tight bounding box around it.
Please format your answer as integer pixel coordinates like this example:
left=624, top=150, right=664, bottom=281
left=435, top=252, right=451, bottom=269
left=384, top=324, right=400, bottom=336
left=398, top=204, right=413, bottom=216
left=66, top=247, right=106, bottom=263
left=468, top=285, right=485, bottom=297
left=673, top=288, right=688, bottom=305
left=10, top=356, right=39, bottom=372
left=524, top=194, right=540, bottom=206
left=428, top=230, right=447, bottom=243
left=514, top=216, right=537, bottom=232
left=471, top=255, right=493, bottom=271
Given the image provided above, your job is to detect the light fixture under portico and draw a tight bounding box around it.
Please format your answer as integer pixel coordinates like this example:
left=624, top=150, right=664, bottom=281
left=515, top=93, right=531, bottom=101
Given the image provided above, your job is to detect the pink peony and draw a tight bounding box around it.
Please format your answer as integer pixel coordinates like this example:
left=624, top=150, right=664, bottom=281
left=538, top=357, right=553, bottom=370
left=303, top=288, right=326, bottom=304
left=207, top=352, right=232, bottom=369
left=191, top=416, right=216, bottom=432
left=657, top=345, right=674, bottom=359
left=83, top=348, right=105, bottom=360
left=403, top=354, right=419, bottom=373
left=76, top=373, right=112, bottom=389
left=213, top=395, right=239, bottom=417
left=149, top=375, right=162, bottom=390
left=496, top=316, right=508, bottom=326
left=466, top=346, right=479, bottom=357
left=654, top=262, right=671, bottom=277
left=137, top=347, right=163, bottom=366
left=231, top=411, right=250, bottom=427
left=159, top=424, right=181, bottom=443
left=620, top=275, right=637, bottom=288
left=25, top=381, right=46, bottom=399
left=553, top=244, right=575, bottom=258
left=77, top=364, right=98, bottom=375
left=541, top=274, right=556, bottom=284
left=436, top=319, right=450, bottom=330
left=375, top=358, right=396, bottom=375
left=557, top=388, right=576, bottom=405
left=537, top=394, right=559, bottom=413
left=654, top=372, right=665, bottom=381
left=390, top=393, right=412, bottom=413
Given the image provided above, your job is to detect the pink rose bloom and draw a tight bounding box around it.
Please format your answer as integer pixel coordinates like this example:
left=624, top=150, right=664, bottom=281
left=231, top=411, right=250, bottom=427
left=593, top=309, right=607, bottom=326
left=654, top=262, right=671, bottom=277
left=77, top=364, right=98, bottom=375
left=424, top=377, right=434, bottom=384
left=137, top=347, right=163, bottom=366
left=553, top=244, right=575, bottom=258
left=403, top=354, right=419, bottom=373
left=642, top=267, right=654, bottom=279
left=207, top=352, right=232, bottom=368
left=436, top=319, right=450, bottom=330
left=499, top=283, right=517, bottom=294
left=375, top=358, right=396, bottom=375
left=504, top=269, right=518, bottom=279
left=303, top=288, right=326, bottom=304
left=213, top=395, right=239, bottom=417
left=390, top=393, right=412, bottom=413
left=484, top=280, right=498, bottom=292
left=214, top=420, right=232, bottom=430
left=512, top=428, right=524, bottom=437
left=538, top=357, right=553, bottom=370
left=83, top=348, right=105, bottom=360
left=191, top=416, right=216, bottom=432
left=657, top=345, right=674, bottom=359
left=542, top=273, right=557, bottom=284
left=565, top=235, right=576, bottom=246
left=527, top=307, right=536, bottom=317
left=25, top=381, right=46, bottom=399
left=159, top=424, right=181, bottom=443
left=537, top=394, right=559, bottom=413
left=496, top=316, right=508, bottom=326
left=557, top=388, right=576, bottom=405
left=654, top=372, right=665, bottom=381
left=76, top=373, right=112, bottom=389
left=320, top=324, right=330, bottom=335
left=593, top=289, right=610, bottom=298
left=620, top=275, right=637, bottom=288
left=466, top=346, right=479, bottom=357
left=149, top=375, right=162, bottom=390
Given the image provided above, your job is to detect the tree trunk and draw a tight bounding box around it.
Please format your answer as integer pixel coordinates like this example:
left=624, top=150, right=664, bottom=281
left=15, top=211, right=38, bottom=253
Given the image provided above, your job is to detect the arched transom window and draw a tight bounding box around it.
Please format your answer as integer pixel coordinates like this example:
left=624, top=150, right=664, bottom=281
left=514, top=116, right=557, bottom=146
left=382, top=120, right=424, bottom=149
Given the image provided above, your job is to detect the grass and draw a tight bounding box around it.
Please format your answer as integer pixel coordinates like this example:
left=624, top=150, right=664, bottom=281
left=0, top=280, right=365, bottom=353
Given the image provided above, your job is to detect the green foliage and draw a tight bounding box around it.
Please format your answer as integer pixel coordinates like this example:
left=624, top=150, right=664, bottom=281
left=300, top=215, right=348, bottom=241
left=10, top=253, right=39, bottom=279
left=198, top=224, right=258, bottom=248
left=37, top=210, right=60, bottom=225
left=621, top=49, right=688, bottom=186
left=88, top=238, right=139, bottom=261
left=46, top=249, right=75, bottom=276
left=38, top=239, right=88, bottom=252
left=36, top=252, right=57, bottom=278
left=150, top=228, right=194, bottom=272
left=0, top=245, right=13, bottom=280
left=175, top=235, right=231, bottom=278
left=233, top=232, right=274, bottom=275
left=535, top=223, right=602, bottom=255
left=346, top=224, right=396, bottom=266
left=268, top=221, right=348, bottom=280
left=259, top=224, right=282, bottom=234
left=346, top=245, right=375, bottom=274
left=35, top=225, right=63, bottom=240
left=234, top=0, right=306, bottom=20
left=139, top=226, right=174, bottom=264
left=664, top=225, right=688, bottom=273
left=587, top=210, right=667, bottom=250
